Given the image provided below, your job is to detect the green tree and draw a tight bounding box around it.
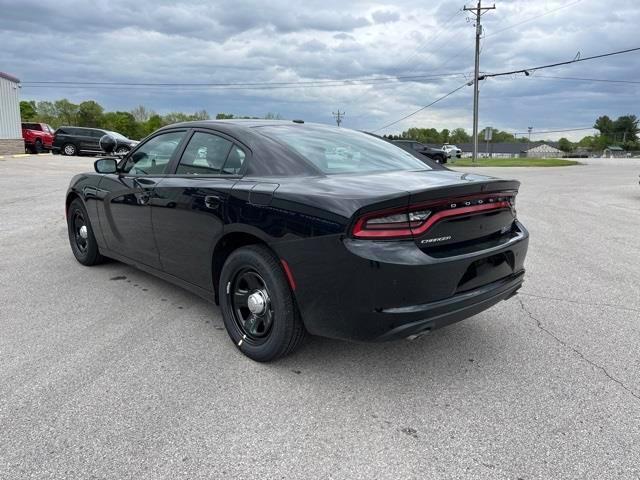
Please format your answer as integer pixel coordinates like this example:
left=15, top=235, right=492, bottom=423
left=20, top=101, right=37, bottom=121
left=77, top=100, right=104, bottom=127
left=477, top=129, right=517, bottom=143
left=577, top=136, right=595, bottom=149
left=558, top=137, right=574, bottom=153
left=593, top=115, right=614, bottom=147
left=190, top=110, right=210, bottom=121
left=440, top=129, right=450, bottom=143
left=449, top=128, right=470, bottom=144
left=402, top=128, right=442, bottom=144
left=612, top=115, right=639, bottom=149
left=102, top=111, right=140, bottom=139
left=140, top=114, right=164, bottom=137
left=54, top=99, right=79, bottom=125
left=131, top=105, right=153, bottom=123
left=35, top=101, right=58, bottom=127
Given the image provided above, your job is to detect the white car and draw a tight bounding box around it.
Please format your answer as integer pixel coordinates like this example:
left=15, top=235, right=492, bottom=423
left=442, top=144, right=462, bottom=158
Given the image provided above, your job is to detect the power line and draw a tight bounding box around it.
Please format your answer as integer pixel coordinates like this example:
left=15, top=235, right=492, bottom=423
left=346, top=7, right=467, bottom=122
left=484, top=0, right=584, bottom=38
left=372, top=47, right=640, bottom=134
left=482, top=47, right=640, bottom=79
left=21, top=72, right=465, bottom=88
left=528, top=75, right=640, bottom=85
left=372, top=82, right=469, bottom=132
left=512, top=127, right=595, bottom=135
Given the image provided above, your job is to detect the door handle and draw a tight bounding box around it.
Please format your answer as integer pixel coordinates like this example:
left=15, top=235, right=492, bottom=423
left=204, top=195, right=221, bottom=209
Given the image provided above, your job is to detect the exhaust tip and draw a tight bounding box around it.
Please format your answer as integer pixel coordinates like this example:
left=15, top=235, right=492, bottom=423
left=406, top=330, right=431, bottom=341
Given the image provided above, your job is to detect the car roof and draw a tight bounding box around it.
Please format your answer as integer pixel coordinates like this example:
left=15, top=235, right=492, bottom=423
left=160, top=119, right=313, bottom=130
left=58, top=126, right=104, bottom=131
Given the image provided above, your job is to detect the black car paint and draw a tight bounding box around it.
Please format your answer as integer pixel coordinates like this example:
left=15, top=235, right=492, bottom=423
left=67, top=120, right=528, bottom=342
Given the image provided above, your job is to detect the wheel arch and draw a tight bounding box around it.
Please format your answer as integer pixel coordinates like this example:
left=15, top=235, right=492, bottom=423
left=65, top=191, right=81, bottom=216
left=211, top=231, right=271, bottom=304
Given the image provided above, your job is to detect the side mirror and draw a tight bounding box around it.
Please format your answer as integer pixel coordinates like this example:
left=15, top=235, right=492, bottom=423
left=94, top=158, right=118, bottom=174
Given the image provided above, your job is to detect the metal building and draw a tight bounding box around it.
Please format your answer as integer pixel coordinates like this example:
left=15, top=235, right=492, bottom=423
left=0, top=72, right=24, bottom=155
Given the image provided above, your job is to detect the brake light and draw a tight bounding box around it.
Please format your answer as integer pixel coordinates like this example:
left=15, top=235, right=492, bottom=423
left=352, top=208, right=432, bottom=238
left=352, top=193, right=515, bottom=240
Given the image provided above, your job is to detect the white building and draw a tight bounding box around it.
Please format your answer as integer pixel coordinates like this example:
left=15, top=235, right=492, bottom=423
left=525, top=143, right=564, bottom=159
left=0, top=72, right=23, bottom=155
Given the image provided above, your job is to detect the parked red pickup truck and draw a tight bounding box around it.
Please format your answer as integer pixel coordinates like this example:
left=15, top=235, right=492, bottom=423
left=22, top=122, right=55, bottom=153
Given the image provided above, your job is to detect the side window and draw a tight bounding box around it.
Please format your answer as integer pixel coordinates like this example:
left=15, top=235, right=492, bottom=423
left=89, top=130, right=104, bottom=138
left=176, top=132, right=233, bottom=175
left=222, top=146, right=246, bottom=175
left=122, top=131, right=186, bottom=175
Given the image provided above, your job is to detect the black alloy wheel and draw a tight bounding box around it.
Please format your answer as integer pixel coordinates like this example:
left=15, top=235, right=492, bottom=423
left=219, top=245, right=305, bottom=362
left=67, top=198, right=104, bottom=266
left=230, top=269, right=274, bottom=340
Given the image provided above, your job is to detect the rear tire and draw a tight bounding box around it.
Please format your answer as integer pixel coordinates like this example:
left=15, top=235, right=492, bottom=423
left=67, top=198, right=104, bottom=266
left=34, top=139, right=43, bottom=154
left=219, top=245, right=305, bottom=362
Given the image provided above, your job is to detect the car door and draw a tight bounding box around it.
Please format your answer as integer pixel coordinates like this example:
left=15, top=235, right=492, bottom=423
left=151, top=130, right=248, bottom=289
left=74, top=128, right=92, bottom=153
left=96, top=129, right=188, bottom=269
left=85, top=129, right=104, bottom=152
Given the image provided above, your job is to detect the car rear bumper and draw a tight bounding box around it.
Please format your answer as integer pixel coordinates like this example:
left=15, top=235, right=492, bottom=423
left=372, top=270, right=523, bottom=341
left=275, top=221, right=529, bottom=342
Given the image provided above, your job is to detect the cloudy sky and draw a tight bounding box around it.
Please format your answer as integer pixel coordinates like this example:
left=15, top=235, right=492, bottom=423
left=1, top=0, right=639, bottom=140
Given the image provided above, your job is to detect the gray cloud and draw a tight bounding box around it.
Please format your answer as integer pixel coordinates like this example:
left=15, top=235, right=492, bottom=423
left=371, top=10, right=400, bottom=23
left=0, top=0, right=638, bottom=138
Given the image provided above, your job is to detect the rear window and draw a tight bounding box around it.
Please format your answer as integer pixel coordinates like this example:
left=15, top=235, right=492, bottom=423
left=22, top=123, right=42, bottom=131
left=256, top=125, right=430, bottom=174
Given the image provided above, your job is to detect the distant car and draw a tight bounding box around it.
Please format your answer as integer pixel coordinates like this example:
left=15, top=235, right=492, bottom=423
left=442, top=144, right=462, bottom=158
left=22, top=122, right=54, bottom=153
left=392, top=139, right=448, bottom=163
left=52, top=127, right=138, bottom=156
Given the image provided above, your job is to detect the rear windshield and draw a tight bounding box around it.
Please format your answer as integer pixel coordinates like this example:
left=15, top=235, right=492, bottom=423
left=256, top=125, right=430, bottom=174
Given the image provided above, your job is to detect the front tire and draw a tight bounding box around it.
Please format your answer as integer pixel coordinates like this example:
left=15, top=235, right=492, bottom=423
left=67, top=198, right=104, bottom=266
left=219, top=245, right=305, bottom=362
left=34, top=139, right=43, bottom=154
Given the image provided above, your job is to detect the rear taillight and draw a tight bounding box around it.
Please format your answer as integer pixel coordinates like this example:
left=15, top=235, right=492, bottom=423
left=352, top=193, right=515, bottom=240
left=352, top=208, right=432, bottom=239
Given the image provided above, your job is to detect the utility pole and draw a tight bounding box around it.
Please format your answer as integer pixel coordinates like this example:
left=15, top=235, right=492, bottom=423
left=464, top=0, right=495, bottom=163
left=528, top=126, right=533, bottom=144
left=332, top=110, right=345, bottom=127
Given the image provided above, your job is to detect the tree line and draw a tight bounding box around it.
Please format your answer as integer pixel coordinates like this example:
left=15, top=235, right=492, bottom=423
left=19, top=99, right=281, bottom=140
left=382, top=114, right=639, bottom=152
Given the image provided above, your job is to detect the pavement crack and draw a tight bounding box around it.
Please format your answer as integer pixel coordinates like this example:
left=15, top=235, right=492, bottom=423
left=516, top=297, right=640, bottom=402
left=520, top=292, right=640, bottom=315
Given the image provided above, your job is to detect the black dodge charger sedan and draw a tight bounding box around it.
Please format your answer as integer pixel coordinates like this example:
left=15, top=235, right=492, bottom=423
left=66, top=120, right=529, bottom=361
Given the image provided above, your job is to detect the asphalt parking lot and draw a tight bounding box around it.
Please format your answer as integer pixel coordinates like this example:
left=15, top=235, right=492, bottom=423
left=1, top=154, right=639, bottom=479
